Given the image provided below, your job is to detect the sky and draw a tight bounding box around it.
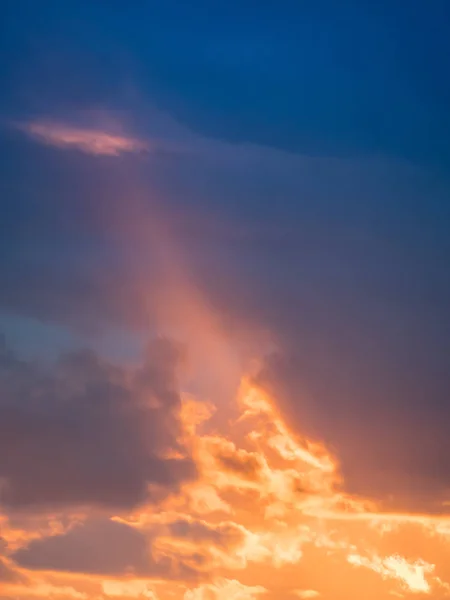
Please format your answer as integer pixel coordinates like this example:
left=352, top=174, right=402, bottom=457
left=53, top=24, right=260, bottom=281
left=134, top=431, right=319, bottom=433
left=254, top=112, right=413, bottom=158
left=1, top=1, right=450, bottom=599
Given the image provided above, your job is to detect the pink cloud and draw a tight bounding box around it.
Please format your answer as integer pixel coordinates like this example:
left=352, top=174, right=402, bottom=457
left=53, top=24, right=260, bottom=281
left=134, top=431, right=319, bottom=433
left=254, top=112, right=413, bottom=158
left=17, top=120, right=149, bottom=156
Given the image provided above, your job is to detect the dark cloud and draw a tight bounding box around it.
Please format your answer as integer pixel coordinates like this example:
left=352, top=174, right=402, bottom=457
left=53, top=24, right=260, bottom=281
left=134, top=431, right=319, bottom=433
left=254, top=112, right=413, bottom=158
left=0, top=337, right=195, bottom=512
left=11, top=515, right=246, bottom=579
left=12, top=518, right=198, bottom=580
left=167, top=518, right=243, bottom=548
left=214, top=450, right=262, bottom=481
left=254, top=343, right=450, bottom=512
left=0, top=559, right=16, bottom=583
left=0, top=538, right=23, bottom=584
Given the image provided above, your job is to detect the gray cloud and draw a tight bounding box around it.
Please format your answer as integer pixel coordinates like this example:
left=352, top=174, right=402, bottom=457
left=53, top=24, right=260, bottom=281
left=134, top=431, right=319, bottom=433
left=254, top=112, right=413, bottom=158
left=213, top=449, right=262, bottom=482
left=0, top=561, right=14, bottom=582
left=11, top=516, right=244, bottom=580
left=0, top=337, right=195, bottom=512
left=13, top=518, right=199, bottom=580
left=0, top=538, right=23, bottom=584
left=166, top=518, right=243, bottom=548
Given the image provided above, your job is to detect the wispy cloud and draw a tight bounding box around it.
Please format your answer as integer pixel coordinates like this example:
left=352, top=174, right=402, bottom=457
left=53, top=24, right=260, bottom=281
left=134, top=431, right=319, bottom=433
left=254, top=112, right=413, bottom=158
left=16, top=120, right=148, bottom=156
left=347, top=553, right=437, bottom=594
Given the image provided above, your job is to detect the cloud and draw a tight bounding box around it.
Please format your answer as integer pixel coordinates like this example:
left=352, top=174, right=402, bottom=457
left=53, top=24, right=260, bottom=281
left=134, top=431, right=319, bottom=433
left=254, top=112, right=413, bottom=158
left=165, top=518, right=243, bottom=547
left=12, top=518, right=198, bottom=580
left=15, top=121, right=149, bottom=156
left=9, top=582, right=87, bottom=600
left=0, top=337, right=195, bottom=511
left=212, top=444, right=263, bottom=481
left=10, top=515, right=248, bottom=584
left=0, top=536, right=24, bottom=587
left=347, top=552, right=437, bottom=595
left=0, top=558, right=20, bottom=584
left=184, top=579, right=267, bottom=600
left=102, top=579, right=159, bottom=599
left=4, top=362, right=450, bottom=598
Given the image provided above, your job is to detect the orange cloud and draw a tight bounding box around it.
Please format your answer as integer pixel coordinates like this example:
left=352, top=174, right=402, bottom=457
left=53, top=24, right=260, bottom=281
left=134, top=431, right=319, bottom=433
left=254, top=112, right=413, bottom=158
left=347, top=552, right=437, bottom=594
left=4, top=372, right=450, bottom=599
left=184, top=578, right=267, bottom=600
left=102, top=579, right=158, bottom=599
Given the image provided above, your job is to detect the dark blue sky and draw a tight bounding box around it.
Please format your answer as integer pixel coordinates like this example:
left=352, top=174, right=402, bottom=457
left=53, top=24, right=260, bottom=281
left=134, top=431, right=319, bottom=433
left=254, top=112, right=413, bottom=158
left=2, top=1, right=450, bottom=165
left=1, top=0, right=450, bottom=511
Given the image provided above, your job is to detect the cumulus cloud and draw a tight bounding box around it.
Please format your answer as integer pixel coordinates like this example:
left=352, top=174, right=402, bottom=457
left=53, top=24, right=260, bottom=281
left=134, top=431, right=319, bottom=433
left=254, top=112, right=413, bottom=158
left=15, top=121, right=148, bottom=156
left=0, top=337, right=195, bottom=511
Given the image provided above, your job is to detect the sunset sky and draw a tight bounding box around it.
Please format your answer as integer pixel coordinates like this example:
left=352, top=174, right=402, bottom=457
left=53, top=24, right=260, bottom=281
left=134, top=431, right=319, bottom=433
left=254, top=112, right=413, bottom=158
left=1, top=2, right=450, bottom=600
